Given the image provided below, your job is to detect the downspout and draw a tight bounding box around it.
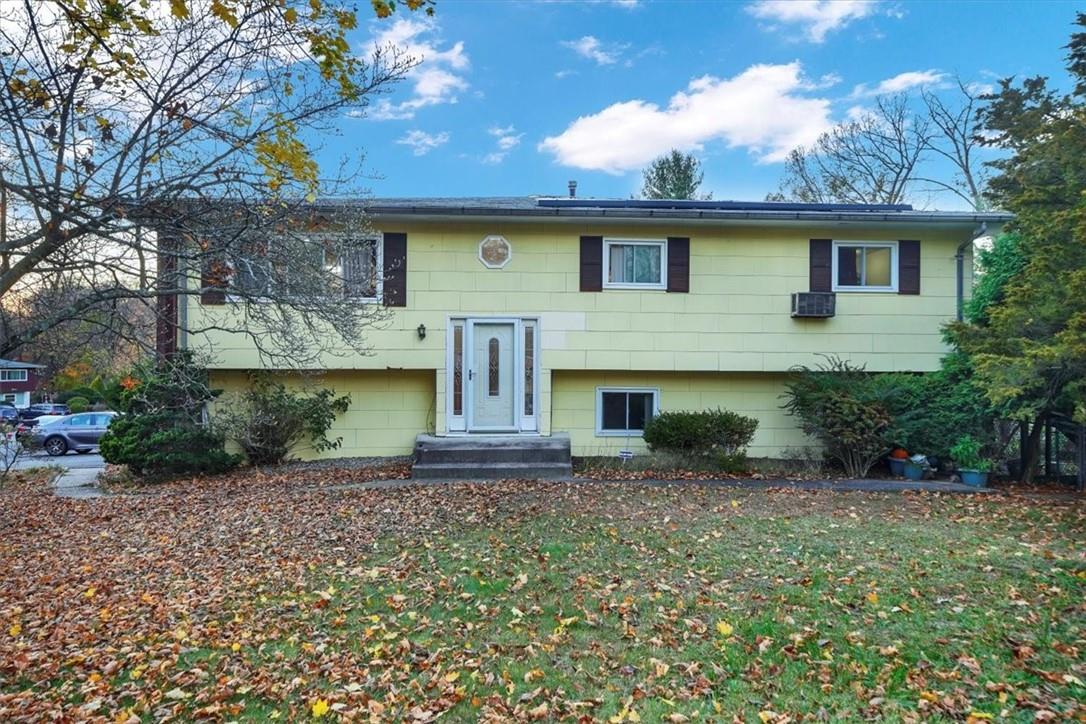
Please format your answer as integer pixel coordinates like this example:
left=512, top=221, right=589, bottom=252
left=955, top=221, right=987, bottom=321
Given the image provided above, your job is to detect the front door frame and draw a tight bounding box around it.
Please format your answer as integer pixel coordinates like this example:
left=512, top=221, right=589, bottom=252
left=447, top=315, right=539, bottom=434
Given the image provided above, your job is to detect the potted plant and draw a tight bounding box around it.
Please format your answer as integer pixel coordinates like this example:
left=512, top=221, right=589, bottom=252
left=950, top=435, right=993, bottom=487
left=902, top=454, right=928, bottom=481
left=887, top=447, right=908, bottom=477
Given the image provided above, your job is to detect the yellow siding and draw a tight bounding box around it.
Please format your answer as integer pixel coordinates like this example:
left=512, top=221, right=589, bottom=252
left=189, top=222, right=971, bottom=374
left=209, top=369, right=434, bottom=459
left=552, top=370, right=810, bottom=458
left=188, top=220, right=976, bottom=456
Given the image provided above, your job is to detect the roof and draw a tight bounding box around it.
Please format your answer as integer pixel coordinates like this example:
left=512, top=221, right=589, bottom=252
left=0, top=358, right=44, bottom=370
left=329, top=196, right=1013, bottom=227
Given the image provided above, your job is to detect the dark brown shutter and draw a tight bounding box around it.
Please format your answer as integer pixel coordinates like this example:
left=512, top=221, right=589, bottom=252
left=666, top=236, right=690, bottom=293
left=199, top=242, right=227, bottom=306
left=579, top=236, right=603, bottom=292
left=898, top=239, right=920, bottom=295
left=809, top=239, right=833, bottom=292
left=383, top=232, right=407, bottom=307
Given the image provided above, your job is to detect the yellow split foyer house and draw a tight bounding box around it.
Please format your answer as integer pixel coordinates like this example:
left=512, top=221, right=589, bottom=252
left=161, top=195, right=1010, bottom=473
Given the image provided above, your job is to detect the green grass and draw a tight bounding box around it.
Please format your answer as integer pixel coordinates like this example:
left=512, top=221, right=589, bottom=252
left=196, top=492, right=1083, bottom=720
left=2, top=481, right=1082, bottom=721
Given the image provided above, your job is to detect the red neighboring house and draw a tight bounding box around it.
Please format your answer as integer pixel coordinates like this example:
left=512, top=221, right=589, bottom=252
left=0, top=359, right=45, bottom=409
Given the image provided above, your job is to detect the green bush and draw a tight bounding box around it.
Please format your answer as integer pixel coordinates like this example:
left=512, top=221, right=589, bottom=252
left=99, top=352, right=238, bottom=479
left=783, top=357, right=894, bottom=478
left=642, top=408, right=758, bottom=466
left=100, top=413, right=239, bottom=477
left=66, top=396, right=90, bottom=413
left=215, top=374, right=351, bottom=466
left=55, top=386, right=101, bottom=405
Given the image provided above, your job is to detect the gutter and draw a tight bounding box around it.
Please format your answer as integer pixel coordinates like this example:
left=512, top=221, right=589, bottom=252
left=361, top=205, right=1013, bottom=226
left=956, top=222, right=988, bottom=322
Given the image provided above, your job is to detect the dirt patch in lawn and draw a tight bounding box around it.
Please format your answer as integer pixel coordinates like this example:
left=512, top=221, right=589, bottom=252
left=0, top=475, right=1083, bottom=721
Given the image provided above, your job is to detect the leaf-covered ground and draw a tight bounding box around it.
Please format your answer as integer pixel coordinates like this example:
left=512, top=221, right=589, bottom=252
left=0, top=470, right=1083, bottom=722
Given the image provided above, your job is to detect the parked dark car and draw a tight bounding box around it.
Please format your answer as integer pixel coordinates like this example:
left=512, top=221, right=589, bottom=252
left=35, top=412, right=117, bottom=456
left=0, top=405, right=18, bottom=425
left=20, top=403, right=70, bottom=424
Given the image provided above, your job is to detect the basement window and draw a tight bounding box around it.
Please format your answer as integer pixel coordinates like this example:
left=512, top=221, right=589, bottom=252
left=596, top=388, right=659, bottom=436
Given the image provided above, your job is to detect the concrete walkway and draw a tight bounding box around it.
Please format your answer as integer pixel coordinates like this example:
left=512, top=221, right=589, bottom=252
left=14, top=452, right=106, bottom=498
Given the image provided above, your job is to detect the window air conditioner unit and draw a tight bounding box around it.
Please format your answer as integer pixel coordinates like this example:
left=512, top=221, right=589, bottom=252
left=791, top=292, right=836, bottom=318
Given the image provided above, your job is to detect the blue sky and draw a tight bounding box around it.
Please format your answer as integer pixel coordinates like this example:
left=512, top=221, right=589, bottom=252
left=313, top=0, right=1080, bottom=209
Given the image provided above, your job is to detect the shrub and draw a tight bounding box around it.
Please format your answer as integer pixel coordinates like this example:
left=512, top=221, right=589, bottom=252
left=66, top=396, right=90, bottom=413
left=783, top=357, right=894, bottom=478
left=55, top=386, right=101, bottom=405
left=643, top=408, right=758, bottom=467
left=99, top=352, right=238, bottom=479
left=100, top=413, right=239, bottom=477
left=215, top=375, right=351, bottom=466
left=873, top=352, right=996, bottom=460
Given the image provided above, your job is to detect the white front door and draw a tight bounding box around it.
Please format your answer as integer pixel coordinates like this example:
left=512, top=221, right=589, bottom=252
left=469, top=321, right=516, bottom=430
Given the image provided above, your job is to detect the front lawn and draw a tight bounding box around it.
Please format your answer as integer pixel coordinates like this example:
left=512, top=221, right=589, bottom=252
left=0, top=473, right=1083, bottom=721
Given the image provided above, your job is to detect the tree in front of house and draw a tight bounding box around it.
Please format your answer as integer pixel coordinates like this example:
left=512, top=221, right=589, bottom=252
left=947, top=13, right=1086, bottom=481
left=0, top=0, right=430, bottom=367
left=640, top=150, right=711, bottom=200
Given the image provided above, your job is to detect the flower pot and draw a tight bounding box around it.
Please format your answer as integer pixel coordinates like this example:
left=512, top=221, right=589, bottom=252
left=958, top=469, right=989, bottom=487
left=903, top=461, right=925, bottom=481
left=888, top=458, right=905, bottom=477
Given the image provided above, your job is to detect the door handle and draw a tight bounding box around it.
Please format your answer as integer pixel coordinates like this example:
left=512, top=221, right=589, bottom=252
left=468, top=369, right=474, bottom=381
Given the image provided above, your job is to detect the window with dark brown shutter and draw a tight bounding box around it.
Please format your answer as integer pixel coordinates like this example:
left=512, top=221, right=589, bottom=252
left=199, top=255, right=228, bottom=305
left=383, top=232, right=407, bottom=307
left=666, top=236, right=690, bottom=293
left=898, top=239, right=920, bottom=295
left=579, top=236, right=602, bottom=292
left=809, top=239, right=832, bottom=292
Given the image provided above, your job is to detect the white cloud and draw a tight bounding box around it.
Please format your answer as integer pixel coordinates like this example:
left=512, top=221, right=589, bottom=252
left=483, top=125, right=524, bottom=164
left=746, top=0, right=877, bottom=43
left=555, top=69, right=577, bottom=80
left=539, top=63, right=834, bottom=173
left=396, top=129, right=450, bottom=156
left=562, top=35, right=625, bottom=66
left=364, top=18, right=469, bottom=120
left=852, top=69, right=947, bottom=97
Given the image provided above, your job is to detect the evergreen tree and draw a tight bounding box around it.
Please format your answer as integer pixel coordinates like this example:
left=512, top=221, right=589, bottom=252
left=947, top=13, right=1086, bottom=479
left=640, top=150, right=710, bottom=200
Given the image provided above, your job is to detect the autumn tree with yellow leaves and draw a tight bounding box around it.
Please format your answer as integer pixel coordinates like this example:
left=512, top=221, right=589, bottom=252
left=0, top=0, right=431, bottom=365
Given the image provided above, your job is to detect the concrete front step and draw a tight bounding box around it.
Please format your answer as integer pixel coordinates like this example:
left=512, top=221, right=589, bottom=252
left=413, top=433, right=572, bottom=480
left=412, top=461, right=573, bottom=480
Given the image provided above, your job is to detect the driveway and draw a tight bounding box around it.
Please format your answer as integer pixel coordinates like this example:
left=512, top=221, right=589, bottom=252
left=13, top=451, right=105, bottom=498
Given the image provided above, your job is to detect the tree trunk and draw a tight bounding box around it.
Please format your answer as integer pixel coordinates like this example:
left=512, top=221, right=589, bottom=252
left=1021, top=414, right=1045, bottom=484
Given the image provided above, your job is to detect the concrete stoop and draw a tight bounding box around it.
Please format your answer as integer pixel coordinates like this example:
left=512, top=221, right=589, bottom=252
left=412, top=433, right=572, bottom=480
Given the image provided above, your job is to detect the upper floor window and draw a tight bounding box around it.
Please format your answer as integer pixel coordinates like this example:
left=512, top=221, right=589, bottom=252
left=833, top=241, right=897, bottom=292
left=604, top=239, right=666, bottom=289
left=0, top=370, right=28, bottom=382
left=325, top=238, right=380, bottom=300
left=232, top=235, right=381, bottom=301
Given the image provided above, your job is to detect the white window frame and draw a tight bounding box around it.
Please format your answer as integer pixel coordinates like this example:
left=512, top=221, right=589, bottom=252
left=322, top=234, right=383, bottom=302
left=227, top=233, right=384, bottom=303
left=0, top=370, right=28, bottom=382
left=595, top=387, right=660, bottom=437
left=832, top=240, right=898, bottom=293
left=603, top=238, right=668, bottom=290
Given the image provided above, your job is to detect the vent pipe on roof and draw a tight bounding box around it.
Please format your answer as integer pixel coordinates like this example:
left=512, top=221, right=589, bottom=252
left=568, top=180, right=577, bottom=198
